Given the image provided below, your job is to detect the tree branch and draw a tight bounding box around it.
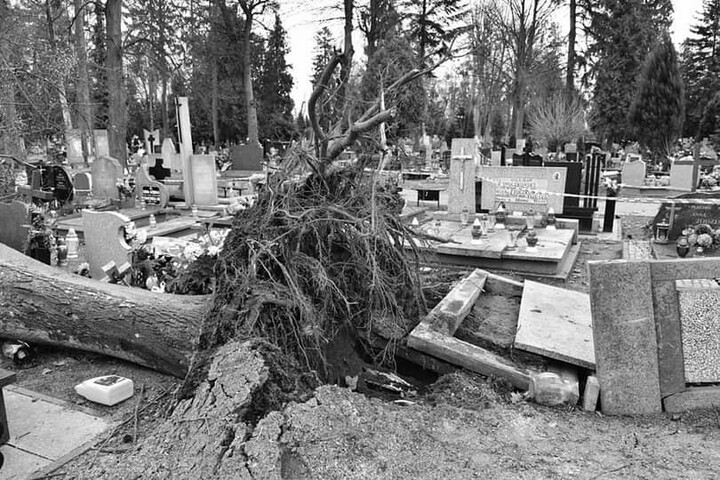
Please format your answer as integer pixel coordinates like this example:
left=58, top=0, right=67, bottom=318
left=325, top=108, right=397, bottom=161
left=308, top=52, right=343, bottom=157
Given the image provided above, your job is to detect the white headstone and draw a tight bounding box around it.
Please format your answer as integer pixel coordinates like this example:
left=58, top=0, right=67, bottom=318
left=621, top=157, right=646, bottom=187
left=161, top=138, right=181, bottom=172
left=516, top=138, right=526, bottom=153
left=478, top=165, right=567, bottom=213
left=94, top=130, right=110, bottom=158
left=190, top=155, right=218, bottom=206
left=669, top=157, right=695, bottom=190
left=66, top=128, right=84, bottom=164
left=91, top=156, right=123, bottom=199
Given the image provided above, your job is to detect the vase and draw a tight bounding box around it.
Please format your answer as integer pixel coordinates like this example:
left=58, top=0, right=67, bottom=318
left=676, top=237, right=690, bottom=258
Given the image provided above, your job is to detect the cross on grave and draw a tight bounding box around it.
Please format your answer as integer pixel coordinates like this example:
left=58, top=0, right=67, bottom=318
left=148, top=158, right=171, bottom=181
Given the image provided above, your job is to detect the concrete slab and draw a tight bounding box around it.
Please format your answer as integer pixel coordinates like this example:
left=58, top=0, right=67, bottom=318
left=588, top=260, right=662, bottom=415
left=0, top=443, right=50, bottom=480
left=514, top=280, right=595, bottom=369
left=0, top=386, right=113, bottom=478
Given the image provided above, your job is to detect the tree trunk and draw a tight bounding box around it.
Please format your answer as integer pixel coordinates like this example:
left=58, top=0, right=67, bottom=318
left=566, top=0, right=576, bottom=98
left=242, top=12, right=259, bottom=145
left=45, top=0, right=74, bottom=135
left=212, top=59, right=220, bottom=147
left=75, top=0, right=93, bottom=164
left=106, top=0, right=127, bottom=166
left=0, top=243, right=210, bottom=377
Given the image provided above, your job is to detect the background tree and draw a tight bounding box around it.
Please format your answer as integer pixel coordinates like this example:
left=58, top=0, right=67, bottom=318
left=680, top=0, right=720, bottom=139
left=628, top=31, right=684, bottom=159
left=106, top=0, right=127, bottom=164
left=527, top=93, right=586, bottom=152
left=586, top=0, right=673, bottom=146
left=490, top=0, right=561, bottom=143
left=256, top=14, right=295, bottom=141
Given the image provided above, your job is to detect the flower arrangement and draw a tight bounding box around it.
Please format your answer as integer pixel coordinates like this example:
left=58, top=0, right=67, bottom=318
left=699, top=166, right=720, bottom=189
left=116, top=178, right=135, bottom=200
left=682, top=224, right=720, bottom=252
left=603, top=177, right=621, bottom=197
left=125, top=225, right=228, bottom=295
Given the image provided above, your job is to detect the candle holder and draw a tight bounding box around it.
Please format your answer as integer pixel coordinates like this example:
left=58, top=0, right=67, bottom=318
left=546, top=208, right=557, bottom=230
left=471, top=217, right=483, bottom=243
left=495, top=203, right=507, bottom=230
left=526, top=229, right=538, bottom=251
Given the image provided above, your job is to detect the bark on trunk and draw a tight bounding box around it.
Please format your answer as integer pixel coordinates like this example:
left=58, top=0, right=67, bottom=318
left=75, top=0, right=93, bottom=163
left=106, top=0, right=127, bottom=166
left=0, top=243, right=210, bottom=377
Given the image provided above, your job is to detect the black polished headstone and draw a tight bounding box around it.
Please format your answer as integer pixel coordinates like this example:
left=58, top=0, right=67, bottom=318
left=148, top=158, right=171, bottom=181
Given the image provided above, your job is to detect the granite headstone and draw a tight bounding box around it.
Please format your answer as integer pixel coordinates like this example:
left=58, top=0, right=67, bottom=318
left=91, top=156, right=123, bottom=199
left=230, top=144, right=263, bottom=171
left=0, top=200, right=30, bottom=251
left=621, top=157, right=646, bottom=187
left=588, top=260, right=662, bottom=415
left=82, top=209, right=133, bottom=279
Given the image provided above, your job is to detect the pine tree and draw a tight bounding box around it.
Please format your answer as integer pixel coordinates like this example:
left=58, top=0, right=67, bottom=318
left=257, top=14, right=295, bottom=141
left=588, top=0, right=673, bottom=145
left=628, top=32, right=684, bottom=157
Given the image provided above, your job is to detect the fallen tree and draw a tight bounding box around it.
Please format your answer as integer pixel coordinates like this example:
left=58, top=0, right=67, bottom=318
left=0, top=242, right=210, bottom=377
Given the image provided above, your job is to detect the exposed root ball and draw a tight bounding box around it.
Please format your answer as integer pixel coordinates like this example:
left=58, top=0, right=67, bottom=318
left=206, top=158, right=425, bottom=379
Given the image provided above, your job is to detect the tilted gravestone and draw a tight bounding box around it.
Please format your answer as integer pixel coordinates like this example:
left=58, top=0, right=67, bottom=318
left=0, top=201, right=30, bottom=251
left=91, top=156, right=123, bottom=199
left=82, top=209, right=133, bottom=279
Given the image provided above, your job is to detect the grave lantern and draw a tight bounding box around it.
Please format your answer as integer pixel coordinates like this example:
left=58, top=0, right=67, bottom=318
left=495, top=203, right=507, bottom=229
left=546, top=208, right=557, bottom=230
left=655, top=222, right=669, bottom=244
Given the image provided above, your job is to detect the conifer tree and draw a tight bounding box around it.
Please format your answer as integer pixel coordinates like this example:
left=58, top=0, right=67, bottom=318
left=588, top=0, right=673, bottom=145
left=681, top=0, right=720, bottom=138
left=257, top=14, right=295, bottom=141
left=628, top=31, right=684, bottom=157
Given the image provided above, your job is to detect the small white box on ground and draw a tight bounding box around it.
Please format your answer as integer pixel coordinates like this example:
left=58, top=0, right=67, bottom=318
left=75, top=375, right=134, bottom=406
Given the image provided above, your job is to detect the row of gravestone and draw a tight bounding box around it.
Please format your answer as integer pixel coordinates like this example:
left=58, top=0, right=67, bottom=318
left=621, top=156, right=696, bottom=191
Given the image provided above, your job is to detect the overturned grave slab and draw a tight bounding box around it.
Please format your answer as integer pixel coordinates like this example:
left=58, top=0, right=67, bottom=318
left=514, top=280, right=594, bottom=369
left=407, top=269, right=534, bottom=390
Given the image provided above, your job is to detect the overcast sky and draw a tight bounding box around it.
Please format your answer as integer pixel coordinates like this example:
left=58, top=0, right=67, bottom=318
left=283, top=0, right=707, bottom=115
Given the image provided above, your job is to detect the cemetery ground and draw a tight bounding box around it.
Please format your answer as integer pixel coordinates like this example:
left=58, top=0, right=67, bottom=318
left=6, top=213, right=720, bottom=479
